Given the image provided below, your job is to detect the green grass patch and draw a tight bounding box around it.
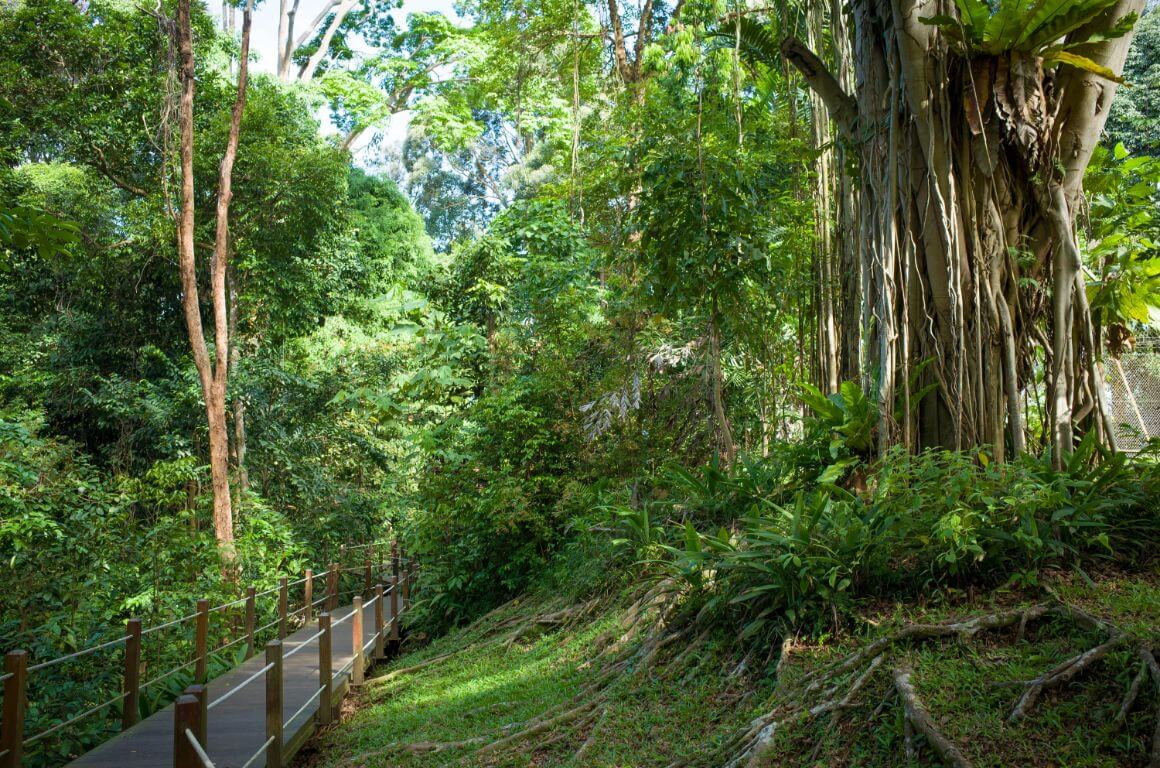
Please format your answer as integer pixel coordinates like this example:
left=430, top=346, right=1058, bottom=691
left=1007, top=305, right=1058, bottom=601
left=305, top=571, right=1159, bottom=768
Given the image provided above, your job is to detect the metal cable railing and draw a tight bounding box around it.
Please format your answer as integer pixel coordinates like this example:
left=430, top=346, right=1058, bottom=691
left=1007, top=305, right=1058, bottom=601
left=23, top=692, right=127, bottom=746
left=184, top=729, right=215, bottom=768
left=140, top=609, right=203, bottom=637
left=284, top=684, right=325, bottom=727
left=140, top=657, right=199, bottom=691
left=207, top=663, right=274, bottom=711
left=3, top=537, right=414, bottom=768
left=239, top=736, right=275, bottom=768
left=27, top=633, right=132, bottom=673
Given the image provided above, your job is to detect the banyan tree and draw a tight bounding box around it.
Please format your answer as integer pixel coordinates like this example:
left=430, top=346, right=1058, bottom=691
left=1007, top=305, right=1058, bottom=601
left=783, top=0, right=1144, bottom=463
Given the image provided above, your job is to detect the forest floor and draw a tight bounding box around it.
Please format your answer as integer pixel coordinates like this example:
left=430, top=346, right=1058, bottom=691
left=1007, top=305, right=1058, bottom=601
left=300, top=563, right=1160, bottom=768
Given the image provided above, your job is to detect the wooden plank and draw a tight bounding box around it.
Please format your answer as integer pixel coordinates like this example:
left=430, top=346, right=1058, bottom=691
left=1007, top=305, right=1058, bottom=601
left=67, top=598, right=389, bottom=768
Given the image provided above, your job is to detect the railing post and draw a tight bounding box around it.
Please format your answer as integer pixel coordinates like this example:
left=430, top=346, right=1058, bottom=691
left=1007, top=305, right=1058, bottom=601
left=374, top=584, right=385, bottom=660
left=401, top=563, right=410, bottom=610
left=363, top=559, right=372, bottom=599
left=303, top=568, right=313, bottom=625
left=278, top=577, right=289, bottom=640
left=318, top=612, right=333, bottom=725
left=389, top=577, right=400, bottom=643
left=265, top=640, right=284, bottom=768
left=391, top=540, right=399, bottom=587
left=173, top=693, right=199, bottom=768
left=352, top=597, right=364, bottom=686
left=326, top=563, right=339, bottom=613
left=194, top=599, right=209, bottom=683
left=122, top=618, right=142, bottom=730
left=245, top=586, right=257, bottom=658
left=2, top=650, right=27, bottom=768
left=184, top=684, right=207, bottom=747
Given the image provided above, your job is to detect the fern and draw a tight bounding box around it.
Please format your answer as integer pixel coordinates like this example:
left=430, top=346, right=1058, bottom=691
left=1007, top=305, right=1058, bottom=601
left=920, top=0, right=1135, bottom=81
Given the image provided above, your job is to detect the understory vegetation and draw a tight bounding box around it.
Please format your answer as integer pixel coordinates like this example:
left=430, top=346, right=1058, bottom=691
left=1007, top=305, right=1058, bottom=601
left=309, top=563, right=1160, bottom=767
left=3, top=0, right=1160, bottom=765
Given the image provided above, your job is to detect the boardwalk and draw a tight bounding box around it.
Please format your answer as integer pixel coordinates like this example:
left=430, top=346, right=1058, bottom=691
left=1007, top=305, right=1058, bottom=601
left=67, top=598, right=393, bottom=768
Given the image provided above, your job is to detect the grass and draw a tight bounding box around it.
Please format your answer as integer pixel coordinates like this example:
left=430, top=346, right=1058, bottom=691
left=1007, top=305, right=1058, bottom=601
left=302, top=567, right=1160, bottom=768
left=303, top=593, right=759, bottom=767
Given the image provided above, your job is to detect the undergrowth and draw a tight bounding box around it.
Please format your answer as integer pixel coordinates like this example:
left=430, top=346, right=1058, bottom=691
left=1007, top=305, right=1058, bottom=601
left=307, top=565, right=1160, bottom=767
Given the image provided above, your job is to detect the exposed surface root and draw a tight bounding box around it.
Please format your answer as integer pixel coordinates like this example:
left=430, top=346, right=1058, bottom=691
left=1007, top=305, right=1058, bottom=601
left=894, top=667, right=974, bottom=768
left=718, top=599, right=1154, bottom=768
left=572, top=706, right=609, bottom=763
left=366, top=649, right=462, bottom=685
left=505, top=598, right=601, bottom=648
left=1116, top=658, right=1149, bottom=726
left=1008, top=620, right=1128, bottom=722
left=476, top=700, right=598, bottom=755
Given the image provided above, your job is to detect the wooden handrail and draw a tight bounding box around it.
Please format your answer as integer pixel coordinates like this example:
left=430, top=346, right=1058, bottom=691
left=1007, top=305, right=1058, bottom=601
left=6, top=537, right=407, bottom=767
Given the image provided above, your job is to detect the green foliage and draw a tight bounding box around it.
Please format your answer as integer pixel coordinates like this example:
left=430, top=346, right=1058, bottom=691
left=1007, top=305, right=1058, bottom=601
left=1081, top=143, right=1160, bottom=337
left=1108, top=8, right=1160, bottom=154
left=646, top=441, right=1159, bottom=641
left=0, top=406, right=307, bottom=764
left=921, top=0, right=1138, bottom=81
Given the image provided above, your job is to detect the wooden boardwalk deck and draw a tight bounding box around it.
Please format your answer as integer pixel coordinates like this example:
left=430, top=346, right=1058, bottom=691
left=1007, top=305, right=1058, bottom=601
left=67, top=598, right=391, bottom=768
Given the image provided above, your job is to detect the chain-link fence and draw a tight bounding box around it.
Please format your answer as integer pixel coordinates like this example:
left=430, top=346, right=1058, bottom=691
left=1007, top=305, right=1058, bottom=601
left=1106, top=335, right=1160, bottom=453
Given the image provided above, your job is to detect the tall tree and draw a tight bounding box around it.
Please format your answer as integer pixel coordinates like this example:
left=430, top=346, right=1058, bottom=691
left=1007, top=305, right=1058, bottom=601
left=175, top=0, right=255, bottom=555
left=783, top=0, right=1143, bottom=462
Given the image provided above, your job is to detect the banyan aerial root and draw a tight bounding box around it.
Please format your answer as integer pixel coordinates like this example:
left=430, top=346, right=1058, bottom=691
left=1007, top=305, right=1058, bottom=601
left=719, top=601, right=1160, bottom=768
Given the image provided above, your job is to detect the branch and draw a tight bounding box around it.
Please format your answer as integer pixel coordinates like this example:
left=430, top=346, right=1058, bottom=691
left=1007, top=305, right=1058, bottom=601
left=665, top=0, right=686, bottom=33
left=89, top=144, right=148, bottom=197
left=632, top=0, right=655, bottom=75
left=175, top=0, right=214, bottom=396
left=211, top=0, right=254, bottom=381
left=605, top=0, right=632, bottom=83
left=297, top=0, right=361, bottom=81
left=292, top=0, right=340, bottom=52
left=780, top=36, right=857, bottom=139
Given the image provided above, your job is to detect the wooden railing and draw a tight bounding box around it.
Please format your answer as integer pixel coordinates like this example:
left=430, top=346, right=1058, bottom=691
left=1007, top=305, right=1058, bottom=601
left=0, top=540, right=418, bottom=768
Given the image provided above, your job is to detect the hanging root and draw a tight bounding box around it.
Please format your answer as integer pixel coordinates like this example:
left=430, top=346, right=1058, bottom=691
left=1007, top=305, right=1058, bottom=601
left=894, top=667, right=974, bottom=768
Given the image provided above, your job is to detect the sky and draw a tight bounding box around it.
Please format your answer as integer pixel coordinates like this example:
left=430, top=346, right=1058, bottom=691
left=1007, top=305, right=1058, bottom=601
left=238, top=0, right=464, bottom=155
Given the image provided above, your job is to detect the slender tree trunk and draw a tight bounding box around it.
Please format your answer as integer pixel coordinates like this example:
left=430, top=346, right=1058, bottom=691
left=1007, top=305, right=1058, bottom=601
left=297, top=0, right=361, bottom=81
left=707, top=300, right=736, bottom=464
left=807, top=0, right=839, bottom=394
left=175, top=0, right=255, bottom=558
left=227, top=270, right=249, bottom=498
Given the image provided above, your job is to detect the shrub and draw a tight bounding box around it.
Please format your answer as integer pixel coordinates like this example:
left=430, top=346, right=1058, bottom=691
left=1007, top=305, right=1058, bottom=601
left=648, top=439, right=1160, bottom=641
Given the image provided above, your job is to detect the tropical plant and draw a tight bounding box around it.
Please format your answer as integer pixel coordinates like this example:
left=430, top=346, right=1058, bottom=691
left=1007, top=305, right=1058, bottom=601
left=922, top=0, right=1139, bottom=81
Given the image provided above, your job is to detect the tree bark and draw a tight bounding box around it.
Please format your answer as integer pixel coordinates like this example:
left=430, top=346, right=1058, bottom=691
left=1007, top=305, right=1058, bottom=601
left=174, top=0, right=255, bottom=558
left=297, top=0, right=361, bottom=82
left=783, top=0, right=1142, bottom=458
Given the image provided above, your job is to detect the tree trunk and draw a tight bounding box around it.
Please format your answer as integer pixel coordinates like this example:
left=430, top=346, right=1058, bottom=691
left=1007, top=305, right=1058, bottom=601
left=297, top=0, right=361, bottom=82
left=227, top=270, right=249, bottom=498
left=785, top=0, right=1141, bottom=459
left=174, top=0, right=255, bottom=558
left=707, top=300, right=736, bottom=464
